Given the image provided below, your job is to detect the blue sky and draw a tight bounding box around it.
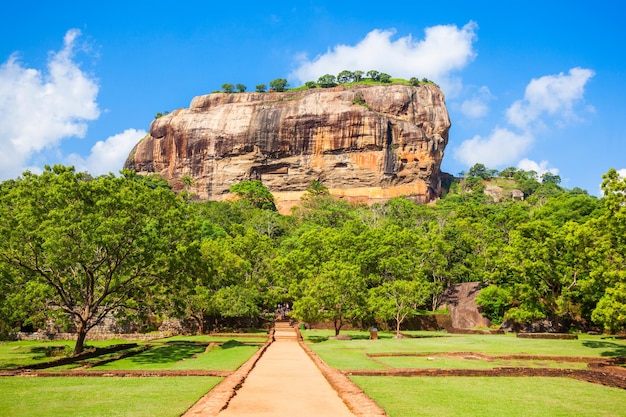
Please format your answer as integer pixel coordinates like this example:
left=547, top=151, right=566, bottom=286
left=1, top=1, right=625, bottom=195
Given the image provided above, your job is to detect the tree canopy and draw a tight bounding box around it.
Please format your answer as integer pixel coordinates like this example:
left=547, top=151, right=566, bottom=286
left=0, top=166, right=189, bottom=353
left=2, top=165, right=626, bottom=342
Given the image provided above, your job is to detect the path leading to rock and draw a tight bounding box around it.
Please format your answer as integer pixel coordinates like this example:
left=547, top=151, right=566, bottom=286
left=183, top=321, right=385, bottom=416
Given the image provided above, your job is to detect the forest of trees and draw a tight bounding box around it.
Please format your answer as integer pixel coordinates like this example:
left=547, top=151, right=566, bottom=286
left=1, top=164, right=625, bottom=354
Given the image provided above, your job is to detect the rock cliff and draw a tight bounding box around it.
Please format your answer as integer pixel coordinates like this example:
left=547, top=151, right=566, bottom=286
left=124, top=84, right=451, bottom=213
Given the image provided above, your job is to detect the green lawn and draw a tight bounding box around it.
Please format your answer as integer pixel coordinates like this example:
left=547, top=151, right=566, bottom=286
left=0, top=339, right=141, bottom=370
left=0, top=376, right=221, bottom=417
left=0, top=336, right=263, bottom=417
left=303, top=330, right=626, bottom=370
left=351, top=376, right=626, bottom=417
left=93, top=340, right=260, bottom=371
left=303, top=330, right=626, bottom=416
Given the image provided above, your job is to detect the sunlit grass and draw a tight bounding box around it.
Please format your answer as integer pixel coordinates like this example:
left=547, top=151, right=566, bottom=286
left=0, top=376, right=221, bottom=417
left=351, top=376, right=626, bottom=417
left=92, top=340, right=259, bottom=371
left=303, top=330, right=626, bottom=372
left=0, top=339, right=143, bottom=370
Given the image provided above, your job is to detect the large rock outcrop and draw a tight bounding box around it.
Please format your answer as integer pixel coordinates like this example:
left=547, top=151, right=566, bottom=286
left=124, top=84, right=450, bottom=213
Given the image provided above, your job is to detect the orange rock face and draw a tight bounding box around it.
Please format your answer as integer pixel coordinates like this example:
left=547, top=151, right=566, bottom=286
left=124, top=84, right=450, bottom=213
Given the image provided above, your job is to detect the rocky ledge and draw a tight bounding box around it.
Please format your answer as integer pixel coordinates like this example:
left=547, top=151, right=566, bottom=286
left=124, top=84, right=451, bottom=213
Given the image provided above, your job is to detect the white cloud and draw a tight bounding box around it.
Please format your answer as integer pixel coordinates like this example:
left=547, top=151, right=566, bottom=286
left=66, top=128, right=147, bottom=176
left=452, top=127, right=533, bottom=167
left=517, top=158, right=559, bottom=177
left=0, top=29, right=100, bottom=180
left=460, top=86, right=494, bottom=118
left=506, top=67, right=594, bottom=130
left=289, top=22, right=478, bottom=95
left=454, top=67, right=594, bottom=170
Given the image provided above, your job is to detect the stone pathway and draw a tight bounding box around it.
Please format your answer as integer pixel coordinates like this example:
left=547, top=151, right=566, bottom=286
left=183, top=321, right=386, bottom=417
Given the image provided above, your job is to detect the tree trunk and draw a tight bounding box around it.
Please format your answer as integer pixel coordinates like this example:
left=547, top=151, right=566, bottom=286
left=73, top=321, right=88, bottom=355
left=191, top=314, right=204, bottom=335
left=198, top=318, right=205, bottom=335
left=334, top=319, right=342, bottom=336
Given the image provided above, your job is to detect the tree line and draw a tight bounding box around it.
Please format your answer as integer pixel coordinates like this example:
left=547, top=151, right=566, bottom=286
left=1, top=164, right=625, bottom=354
left=219, top=70, right=437, bottom=94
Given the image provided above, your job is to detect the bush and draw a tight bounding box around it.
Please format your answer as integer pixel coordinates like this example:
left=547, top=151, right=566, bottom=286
left=476, top=285, right=512, bottom=325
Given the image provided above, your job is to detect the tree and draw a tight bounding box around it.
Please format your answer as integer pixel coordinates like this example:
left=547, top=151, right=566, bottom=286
left=468, top=163, right=491, bottom=179
left=236, top=83, right=247, bottom=93
left=368, top=278, right=432, bottom=335
left=496, top=220, right=592, bottom=327
left=541, top=172, right=562, bottom=185
left=592, top=283, right=626, bottom=332
left=337, top=70, right=354, bottom=84
left=475, top=285, right=512, bottom=325
left=379, top=73, right=392, bottom=83
left=0, top=166, right=187, bottom=354
left=222, top=83, right=234, bottom=93
left=269, top=78, right=288, bottom=92
left=256, top=84, right=267, bottom=93
left=305, top=81, right=317, bottom=89
left=230, top=180, right=277, bottom=211
left=409, top=77, right=420, bottom=86
left=353, top=70, right=364, bottom=83
left=291, top=261, right=366, bottom=336
left=367, top=70, right=380, bottom=81
left=589, top=169, right=626, bottom=331
left=179, top=175, right=196, bottom=201
left=317, top=74, right=337, bottom=88
left=303, top=180, right=329, bottom=198
left=499, top=166, right=519, bottom=179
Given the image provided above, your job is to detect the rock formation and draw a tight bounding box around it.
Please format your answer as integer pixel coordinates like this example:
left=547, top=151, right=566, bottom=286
left=124, top=84, right=451, bottom=213
left=439, top=282, right=491, bottom=329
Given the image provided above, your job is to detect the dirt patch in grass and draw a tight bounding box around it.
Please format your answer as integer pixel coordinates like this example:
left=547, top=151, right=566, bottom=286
left=343, top=352, right=626, bottom=389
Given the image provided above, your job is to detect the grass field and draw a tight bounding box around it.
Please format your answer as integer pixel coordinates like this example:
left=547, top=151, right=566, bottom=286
left=351, top=376, right=626, bottom=417
left=1, top=330, right=624, bottom=416
left=0, top=376, right=221, bottom=417
left=302, top=329, right=626, bottom=370
left=0, top=334, right=265, bottom=417
left=303, top=329, right=626, bottom=416
left=92, top=340, right=260, bottom=371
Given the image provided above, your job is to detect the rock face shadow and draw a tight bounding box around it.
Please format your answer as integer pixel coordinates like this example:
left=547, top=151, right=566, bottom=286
left=439, top=282, right=491, bottom=329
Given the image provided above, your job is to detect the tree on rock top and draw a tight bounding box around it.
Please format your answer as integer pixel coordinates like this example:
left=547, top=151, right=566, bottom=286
left=269, top=78, right=288, bottom=92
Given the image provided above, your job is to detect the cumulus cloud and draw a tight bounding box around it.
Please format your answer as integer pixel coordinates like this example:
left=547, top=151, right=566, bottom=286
left=289, top=22, right=478, bottom=95
left=452, top=127, right=533, bottom=167
left=0, top=29, right=100, bottom=180
left=453, top=67, right=594, bottom=169
left=66, top=128, right=147, bottom=176
left=460, top=86, right=494, bottom=119
left=506, top=67, right=595, bottom=130
left=517, top=158, right=559, bottom=177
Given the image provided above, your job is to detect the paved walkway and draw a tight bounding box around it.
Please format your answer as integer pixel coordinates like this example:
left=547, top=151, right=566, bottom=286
left=183, top=322, right=386, bottom=417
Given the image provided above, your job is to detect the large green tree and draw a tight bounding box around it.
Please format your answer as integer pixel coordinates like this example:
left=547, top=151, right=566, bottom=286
left=589, top=169, right=626, bottom=331
left=368, top=278, right=432, bottom=335
left=0, top=166, right=187, bottom=353
left=230, top=180, right=277, bottom=211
